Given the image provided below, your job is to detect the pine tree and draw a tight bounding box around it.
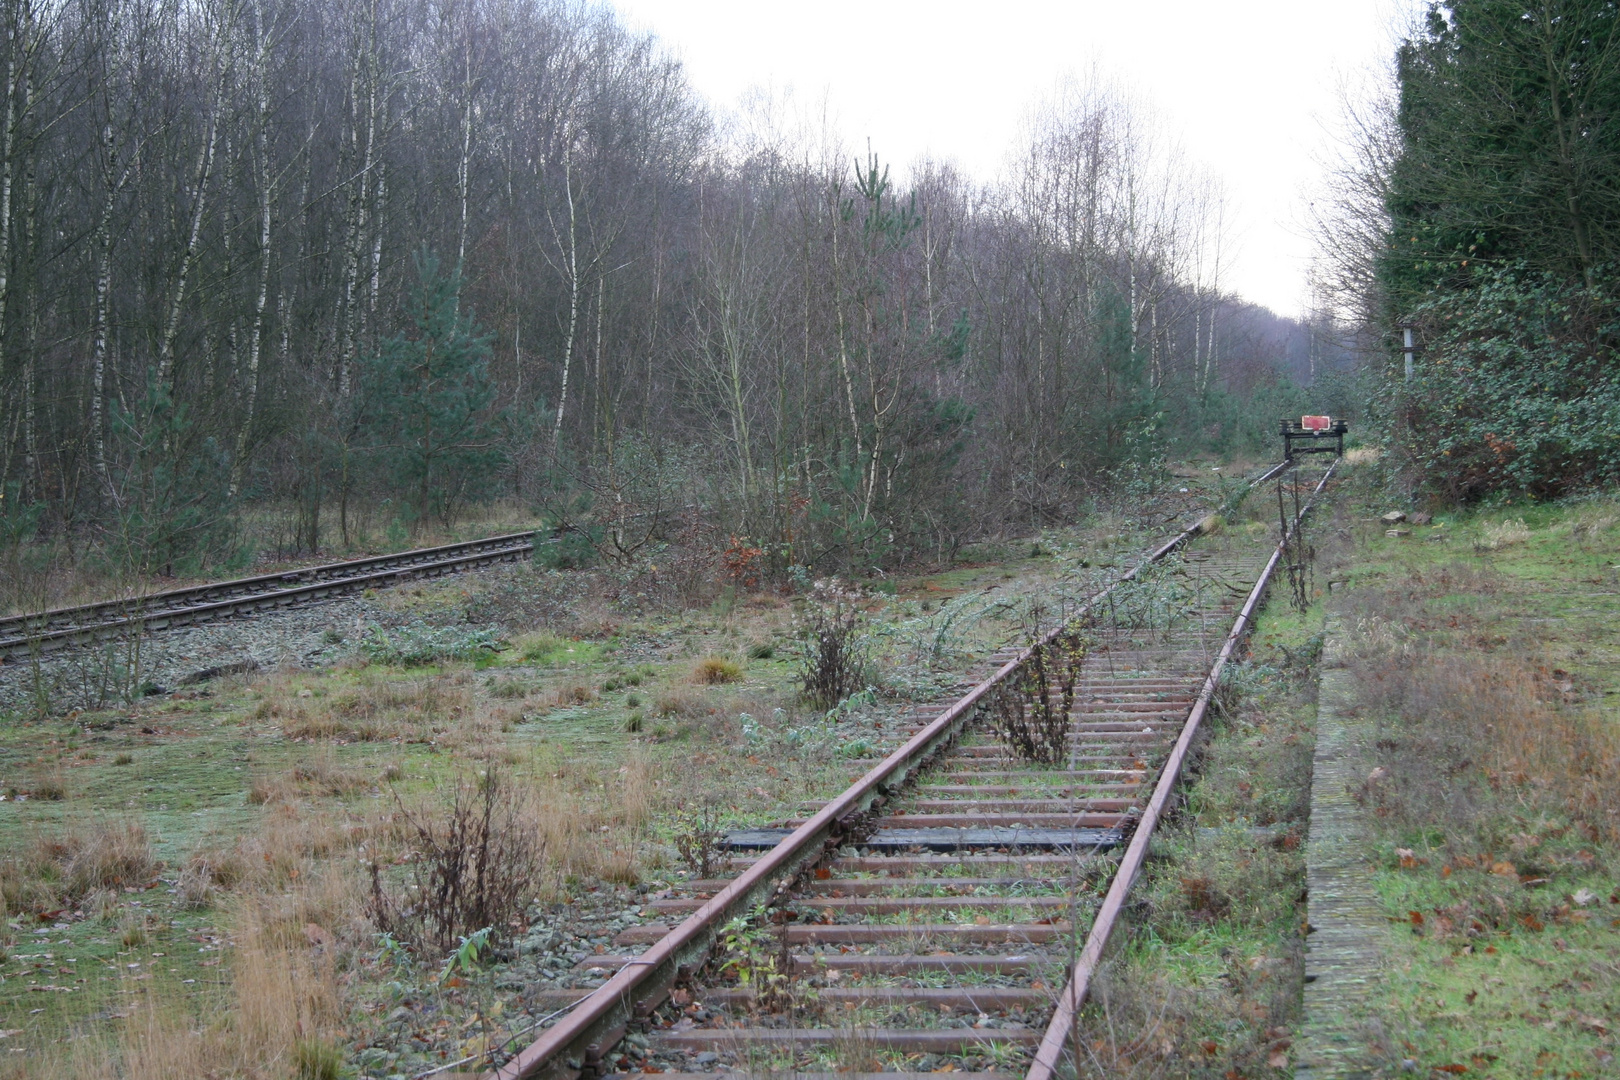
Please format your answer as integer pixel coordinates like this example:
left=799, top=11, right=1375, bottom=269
left=363, top=250, right=504, bottom=529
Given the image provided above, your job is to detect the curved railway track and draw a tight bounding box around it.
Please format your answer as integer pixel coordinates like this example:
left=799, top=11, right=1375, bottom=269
left=0, top=531, right=543, bottom=661
left=483, top=458, right=1335, bottom=1080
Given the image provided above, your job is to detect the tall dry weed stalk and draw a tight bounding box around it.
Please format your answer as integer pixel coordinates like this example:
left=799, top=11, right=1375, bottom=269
left=369, top=766, right=547, bottom=957
left=796, top=579, right=869, bottom=709
left=986, top=632, right=1086, bottom=765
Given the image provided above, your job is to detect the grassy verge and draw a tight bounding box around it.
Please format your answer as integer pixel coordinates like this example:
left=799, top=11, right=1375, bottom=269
left=1322, top=474, right=1620, bottom=1078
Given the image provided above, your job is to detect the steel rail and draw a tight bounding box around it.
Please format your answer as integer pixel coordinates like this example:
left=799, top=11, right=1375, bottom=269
left=487, top=499, right=1237, bottom=1080
left=1024, top=457, right=1339, bottom=1080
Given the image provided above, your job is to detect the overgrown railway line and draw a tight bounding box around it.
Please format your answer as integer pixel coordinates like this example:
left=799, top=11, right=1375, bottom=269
left=485, top=459, right=1335, bottom=1080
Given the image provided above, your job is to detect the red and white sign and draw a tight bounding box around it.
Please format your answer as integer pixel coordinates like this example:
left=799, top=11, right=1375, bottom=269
left=1301, top=415, right=1332, bottom=431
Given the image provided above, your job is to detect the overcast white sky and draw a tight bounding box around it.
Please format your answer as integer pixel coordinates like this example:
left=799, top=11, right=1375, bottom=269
left=609, top=0, right=1422, bottom=319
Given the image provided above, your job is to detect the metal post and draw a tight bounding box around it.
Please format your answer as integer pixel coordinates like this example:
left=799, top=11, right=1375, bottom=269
left=1402, top=325, right=1415, bottom=381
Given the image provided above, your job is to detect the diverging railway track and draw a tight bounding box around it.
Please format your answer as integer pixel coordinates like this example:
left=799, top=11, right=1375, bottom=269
left=487, top=459, right=1337, bottom=1080
left=0, top=531, right=541, bottom=661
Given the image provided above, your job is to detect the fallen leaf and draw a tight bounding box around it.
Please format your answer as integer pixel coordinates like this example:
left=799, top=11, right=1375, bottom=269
left=1267, top=1050, right=1288, bottom=1068
left=1491, top=861, right=1517, bottom=878
left=1579, top=1015, right=1609, bottom=1035
left=1572, top=888, right=1597, bottom=906
left=1409, top=910, right=1425, bottom=926
left=814, top=868, right=831, bottom=880
left=1464, top=990, right=1478, bottom=1005
left=1433, top=1066, right=1468, bottom=1075
left=1200, top=1040, right=1218, bottom=1055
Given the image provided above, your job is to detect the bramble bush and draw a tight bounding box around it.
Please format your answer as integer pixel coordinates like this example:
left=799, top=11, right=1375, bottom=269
left=1401, top=264, right=1620, bottom=500
left=360, top=622, right=503, bottom=666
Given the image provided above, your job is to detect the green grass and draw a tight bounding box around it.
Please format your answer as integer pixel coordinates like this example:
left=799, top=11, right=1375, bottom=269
left=1306, top=467, right=1620, bottom=1077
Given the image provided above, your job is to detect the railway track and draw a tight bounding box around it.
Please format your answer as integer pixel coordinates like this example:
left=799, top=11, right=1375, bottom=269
left=0, top=531, right=539, bottom=661
left=485, top=458, right=1335, bottom=1080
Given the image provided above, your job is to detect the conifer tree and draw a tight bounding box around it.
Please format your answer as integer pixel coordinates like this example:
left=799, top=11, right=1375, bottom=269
left=363, top=250, right=505, bottom=529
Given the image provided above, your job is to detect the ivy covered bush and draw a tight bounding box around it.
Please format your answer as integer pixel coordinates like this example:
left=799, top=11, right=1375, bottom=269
left=1401, top=264, right=1620, bottom=500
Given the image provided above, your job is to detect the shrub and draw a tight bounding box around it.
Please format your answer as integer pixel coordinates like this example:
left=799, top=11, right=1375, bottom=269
left=985, top=632, right=1086, bottom=765
left=693, top=657, right=742, bottom=684
left=795, top=579, right=870, bottom=709
left=360, top=622, right=503, bottom=667
left=672, top=802, right=728, bottom=878
left=534, top=526, right=599, bottom=570
left=1401, top=264, right=1620, bottom=500
left=368, top=767, right=547, bottom=958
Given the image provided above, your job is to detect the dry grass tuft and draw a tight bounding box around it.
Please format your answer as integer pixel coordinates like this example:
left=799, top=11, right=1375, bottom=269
left=67, top=821, right=162, bottom=895
left=551, top=681, right=596, bottom=707
left=487, top=674, right=533, bottom=699
left=70, top=888, right=348, bottom=1080
left=1478, top=517, right=1531, bottom=549
left=2, top=819, right=165, bottom=915
left=693, top=656, right=742, bottom=684
left=24, top=767, right=68, bottom=801
left=249, top=753, right=372, bottom=806
left=1073, top=963, right=1294, bottom=1078
left=653, top=687, right=709, bottom=718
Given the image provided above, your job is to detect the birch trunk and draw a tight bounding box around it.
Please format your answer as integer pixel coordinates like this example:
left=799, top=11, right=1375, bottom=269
left=230, top=14, right=274, bottom=497
left=0, top=0, right=29, bottom=372
left=550, top=142, right=578, bottom=452
left=157, top=0, right=230, bottom=389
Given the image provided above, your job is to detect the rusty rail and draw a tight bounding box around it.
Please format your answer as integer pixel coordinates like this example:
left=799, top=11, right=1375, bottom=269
left=1024, top=457, right=1338, bottom=1080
